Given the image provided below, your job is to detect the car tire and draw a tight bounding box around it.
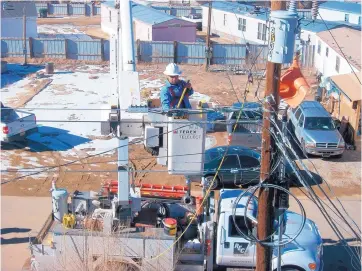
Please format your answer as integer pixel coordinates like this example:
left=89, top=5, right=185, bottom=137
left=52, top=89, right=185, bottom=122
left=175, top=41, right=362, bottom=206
left=204, top=175, right=220, bottom=190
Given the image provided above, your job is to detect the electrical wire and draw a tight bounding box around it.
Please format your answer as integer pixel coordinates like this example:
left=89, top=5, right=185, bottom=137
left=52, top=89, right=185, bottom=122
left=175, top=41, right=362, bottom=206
left=231, top=183, right=306, bottom=246
left=268, top=109, right=361, bottom=237
left=267, top=116, right=362, bottom=268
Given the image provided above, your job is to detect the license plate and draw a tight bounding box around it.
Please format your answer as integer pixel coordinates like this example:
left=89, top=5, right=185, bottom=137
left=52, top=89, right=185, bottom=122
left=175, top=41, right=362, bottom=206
left=233, top=242, right=249, bottom=254
left=322, top=153, right=330, bottom=158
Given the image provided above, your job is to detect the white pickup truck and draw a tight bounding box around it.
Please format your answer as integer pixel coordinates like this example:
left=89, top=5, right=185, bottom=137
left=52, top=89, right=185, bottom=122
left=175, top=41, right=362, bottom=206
left=1, top=102, right=37, bottom=143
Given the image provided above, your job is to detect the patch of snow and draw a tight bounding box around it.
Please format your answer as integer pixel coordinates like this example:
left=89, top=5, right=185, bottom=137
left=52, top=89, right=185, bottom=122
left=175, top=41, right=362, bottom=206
left=38, top=24, right=94, bottom=40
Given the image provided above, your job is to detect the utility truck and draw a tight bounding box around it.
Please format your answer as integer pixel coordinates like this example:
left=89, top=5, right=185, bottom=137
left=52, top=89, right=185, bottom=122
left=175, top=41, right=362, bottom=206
left=177, top=189, right=323, bottom=271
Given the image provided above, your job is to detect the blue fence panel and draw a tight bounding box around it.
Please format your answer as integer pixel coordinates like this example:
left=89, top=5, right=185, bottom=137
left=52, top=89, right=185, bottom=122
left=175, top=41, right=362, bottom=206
left=212, top=44, right=246, bottom=65
left=140, top=41, right=174, bottom=63
left=103, top=40, right=110, bottom=61
left=67, top=40, right=102, bottom=61
left=35, top=3, right=48, bottom=16
left=85, top=4, right=92, bottom=16
left=93, top=5, right=101, bottom=15
left=33, top=39, right=66, bottom=59
left=69, top=4, right=85, bottom=16
left=52, top=4, right=68, bottom=15
left=247, top=44, right=268, bottom=65
left=177, top=42, right=205, bottom=64
left=1, top=38, right=30, bottom=58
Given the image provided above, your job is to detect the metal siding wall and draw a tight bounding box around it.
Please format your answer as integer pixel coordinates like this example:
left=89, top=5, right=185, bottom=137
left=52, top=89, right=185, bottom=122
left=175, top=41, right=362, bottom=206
left=69, top=4, right=85, bottom=16
left=33, top=39, right=66, bottom=59
left=67, top=40, right=102, bottom=61
left=52, top=4, right=68, bottom=15
left=212, top=44, right=246, bottom=65
left=1, top=38, right=30, bottom=58
left=177, top=42, right=205, bottom=64
left=140, top=41, right=174, bottom=63
left=171, top=7, right=192, bottom=17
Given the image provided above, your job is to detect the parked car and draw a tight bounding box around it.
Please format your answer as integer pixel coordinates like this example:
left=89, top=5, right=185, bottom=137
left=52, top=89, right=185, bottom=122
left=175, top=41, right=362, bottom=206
left=226, top=102, right=262, bottom=149
left=0, top=102, right=37, bottom=143
left=287, top=101, right=345, bottom=158
left=201, top=145, right=294, bottom=189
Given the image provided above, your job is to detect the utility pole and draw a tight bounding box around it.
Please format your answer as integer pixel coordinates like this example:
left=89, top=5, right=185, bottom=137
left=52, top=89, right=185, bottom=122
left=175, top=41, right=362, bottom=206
left=205, top=1, right=212, bottom=71
left=256, top=1, right=286, bottom=271
left=23, top=6, right=27, bottom=65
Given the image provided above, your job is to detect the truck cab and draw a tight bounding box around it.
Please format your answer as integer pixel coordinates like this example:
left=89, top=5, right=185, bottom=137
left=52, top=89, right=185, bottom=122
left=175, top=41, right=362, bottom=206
left=203, top=189, right=323, bottom=271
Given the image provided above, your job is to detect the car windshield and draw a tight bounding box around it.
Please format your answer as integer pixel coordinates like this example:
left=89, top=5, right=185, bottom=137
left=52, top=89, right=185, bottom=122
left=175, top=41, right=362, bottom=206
left=304, top=117, right=336, bottom=130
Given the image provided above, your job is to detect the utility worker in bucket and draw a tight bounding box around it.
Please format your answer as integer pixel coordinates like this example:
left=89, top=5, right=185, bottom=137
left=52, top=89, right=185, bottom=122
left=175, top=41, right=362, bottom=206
left=160, top=63, right=194, bottom=111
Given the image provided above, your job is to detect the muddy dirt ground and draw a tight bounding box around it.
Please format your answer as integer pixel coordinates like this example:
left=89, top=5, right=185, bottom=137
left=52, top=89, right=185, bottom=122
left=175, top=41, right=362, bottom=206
left=1, top=62, right=360, bottom=200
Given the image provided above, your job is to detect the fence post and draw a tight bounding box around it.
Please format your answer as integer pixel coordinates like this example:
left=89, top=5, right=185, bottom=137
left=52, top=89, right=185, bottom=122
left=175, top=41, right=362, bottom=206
left=28, top=37, right=34, bottom=58
left=136, top=39, right=141, bottom=63
left=84, top=4, right=87, bottom=16
left=47, top=3, right=51, bottom=15
left=100, top=39, right=105, bottom=61
left=67, top=3, right=70, bottom=16
left=64, top=39, right=68, bottom=59
left=92, top=3, right=95, bottom=16
left=173, top=41, right=177, bottom=63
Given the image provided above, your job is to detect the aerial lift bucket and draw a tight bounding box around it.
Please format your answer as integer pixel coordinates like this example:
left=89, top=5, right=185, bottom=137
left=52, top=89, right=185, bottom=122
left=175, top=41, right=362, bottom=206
left=279, top=54, right=310, bottom=108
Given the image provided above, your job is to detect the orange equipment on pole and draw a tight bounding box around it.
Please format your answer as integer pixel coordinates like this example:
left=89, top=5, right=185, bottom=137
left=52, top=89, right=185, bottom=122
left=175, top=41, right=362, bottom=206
left=279, top=53, right=310, bottom=108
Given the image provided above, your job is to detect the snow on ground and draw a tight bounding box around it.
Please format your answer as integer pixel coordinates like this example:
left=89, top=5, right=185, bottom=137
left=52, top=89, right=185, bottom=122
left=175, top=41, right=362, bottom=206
left=37, top=24, right=93, bottom=40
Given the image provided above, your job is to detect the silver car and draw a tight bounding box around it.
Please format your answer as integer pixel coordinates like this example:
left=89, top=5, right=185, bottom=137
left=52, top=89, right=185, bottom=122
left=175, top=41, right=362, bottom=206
left=287, top=101, right=345, bottom=158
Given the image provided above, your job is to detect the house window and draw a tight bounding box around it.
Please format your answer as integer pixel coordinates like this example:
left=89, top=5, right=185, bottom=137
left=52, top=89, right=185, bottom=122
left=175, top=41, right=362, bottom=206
left=336, top=56, right=340, bottom=72
left=326, top=47, right=329, bottom=57
left=345, top=14, right=349, bottom=23
left=257, top=23, right=267, bottom=41
left=223, top=14, right=227, bottom=26
left=109, top=10, right=111, bottom=23
left=238, top=18, right=246, bottom=31
left=317, top=41, right=321, bottom=55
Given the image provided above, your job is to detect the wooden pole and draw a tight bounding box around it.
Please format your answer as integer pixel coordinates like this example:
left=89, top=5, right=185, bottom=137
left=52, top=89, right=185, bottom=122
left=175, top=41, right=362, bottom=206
left=256, top=1, right=286, bottom=271
left=205, top=1, right=212, bottom=71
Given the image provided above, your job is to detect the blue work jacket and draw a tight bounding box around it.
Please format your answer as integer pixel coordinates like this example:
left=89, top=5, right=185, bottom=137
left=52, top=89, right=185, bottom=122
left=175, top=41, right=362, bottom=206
left=160, top=80, right=194, bottom=111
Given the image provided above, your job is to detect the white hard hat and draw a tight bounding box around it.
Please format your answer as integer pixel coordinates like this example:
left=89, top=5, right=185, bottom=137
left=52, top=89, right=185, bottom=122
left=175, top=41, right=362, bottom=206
left=163, top=63, right=182, bottom=76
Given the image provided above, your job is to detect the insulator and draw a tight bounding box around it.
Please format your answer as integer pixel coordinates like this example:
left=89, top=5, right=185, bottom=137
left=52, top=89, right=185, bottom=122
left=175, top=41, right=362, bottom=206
left=311, top=0, right=318, bottom=20
left=288, top=0, right=297, bottom=14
